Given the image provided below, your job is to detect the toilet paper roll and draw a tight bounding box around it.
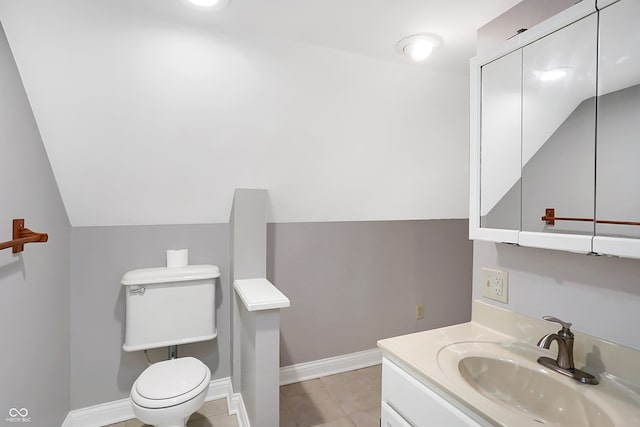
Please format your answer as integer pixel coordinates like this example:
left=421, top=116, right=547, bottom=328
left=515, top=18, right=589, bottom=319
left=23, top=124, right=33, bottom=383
left=167, top=249, right=188, bottom=268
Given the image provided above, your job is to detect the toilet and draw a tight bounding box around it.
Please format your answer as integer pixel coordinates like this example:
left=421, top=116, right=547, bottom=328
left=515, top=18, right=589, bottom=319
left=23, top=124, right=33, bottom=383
left=121, top=263, right=220, bottom=427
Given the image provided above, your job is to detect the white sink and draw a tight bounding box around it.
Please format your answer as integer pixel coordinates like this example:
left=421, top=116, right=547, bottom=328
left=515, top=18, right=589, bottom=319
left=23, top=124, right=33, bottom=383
left=436, top=341, right=639, bottom=427
left=458, top=355, right=613, bottom=427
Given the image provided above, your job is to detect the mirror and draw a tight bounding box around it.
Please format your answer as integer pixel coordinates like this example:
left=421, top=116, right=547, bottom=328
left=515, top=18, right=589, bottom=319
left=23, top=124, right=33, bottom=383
left=473, top=2, right=640, bottom=256
left=596, top=0, right=640, bottom=239
left=480, top=50, right=522, bottom=231
left=520, top=13, right=598, bottom=236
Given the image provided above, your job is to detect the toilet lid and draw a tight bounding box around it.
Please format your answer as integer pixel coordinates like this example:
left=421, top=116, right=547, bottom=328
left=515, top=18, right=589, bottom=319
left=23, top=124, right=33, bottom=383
left=135, top=357, right=208, bottom=401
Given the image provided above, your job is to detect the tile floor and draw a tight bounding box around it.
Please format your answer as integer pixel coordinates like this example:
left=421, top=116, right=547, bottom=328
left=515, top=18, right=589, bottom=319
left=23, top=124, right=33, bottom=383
left=280, top=365, right=381, bottom=427
left=104, top=364, right=381, bottom=427
left=103, top=398, right=238, bottom=427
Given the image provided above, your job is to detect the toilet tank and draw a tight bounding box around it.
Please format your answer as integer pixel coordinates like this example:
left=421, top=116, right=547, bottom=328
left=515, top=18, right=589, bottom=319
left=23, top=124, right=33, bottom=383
left=121, top=265, right=220, bottom=352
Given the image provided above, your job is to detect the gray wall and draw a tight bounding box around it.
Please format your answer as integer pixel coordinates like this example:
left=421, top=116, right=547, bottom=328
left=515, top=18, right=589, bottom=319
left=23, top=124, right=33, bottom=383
left=268, top=219, right=473, bottom=366
left=67, top=219, right=472, bottom=408
left=473, top=240, right=640, bottom=350
left=70, top=224, right=230, bottom=409
left=0, top=22, right=71, bottom=427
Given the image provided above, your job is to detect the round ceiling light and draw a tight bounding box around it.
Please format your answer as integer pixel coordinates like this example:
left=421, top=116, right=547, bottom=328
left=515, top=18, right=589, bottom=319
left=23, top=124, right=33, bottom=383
left=187, top=0, right=229, bottom=9
left=396, top=34, right=443, bottom=63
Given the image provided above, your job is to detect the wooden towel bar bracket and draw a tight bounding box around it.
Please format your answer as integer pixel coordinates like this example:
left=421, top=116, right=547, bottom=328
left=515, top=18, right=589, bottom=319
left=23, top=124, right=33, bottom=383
left=0, top=219, right=48, bottom=253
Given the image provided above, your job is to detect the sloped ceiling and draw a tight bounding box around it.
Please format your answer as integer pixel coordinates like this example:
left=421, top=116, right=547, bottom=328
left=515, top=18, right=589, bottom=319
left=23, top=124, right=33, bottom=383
left=0, top=0, right=520, bottom=226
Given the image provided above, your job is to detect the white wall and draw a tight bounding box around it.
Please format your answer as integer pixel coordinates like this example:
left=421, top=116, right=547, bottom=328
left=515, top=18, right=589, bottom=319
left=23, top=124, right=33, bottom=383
left=473, top=241, right=640, bottom=351
left=0, top=2, right=469, bottom=226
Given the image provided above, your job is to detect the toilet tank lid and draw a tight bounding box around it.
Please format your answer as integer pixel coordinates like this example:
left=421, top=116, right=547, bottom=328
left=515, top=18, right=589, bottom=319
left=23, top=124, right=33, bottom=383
left=121, top=265, right=220, bottom=286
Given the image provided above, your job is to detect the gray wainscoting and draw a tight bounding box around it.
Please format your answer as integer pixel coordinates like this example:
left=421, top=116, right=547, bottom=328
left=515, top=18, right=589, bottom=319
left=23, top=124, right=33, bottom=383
left=68, top=219, right=473, bottom=411
left=267, top=219, right=473, bottom=366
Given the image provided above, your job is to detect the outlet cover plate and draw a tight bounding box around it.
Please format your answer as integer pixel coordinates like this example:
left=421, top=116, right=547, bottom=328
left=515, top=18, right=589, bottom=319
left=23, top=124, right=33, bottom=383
left=481, top=267, right=508, bottom=303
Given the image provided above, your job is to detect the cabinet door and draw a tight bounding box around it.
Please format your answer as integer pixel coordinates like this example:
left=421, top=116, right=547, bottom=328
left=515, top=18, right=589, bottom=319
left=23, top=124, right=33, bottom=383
left=593, top=0, right=640, bottom=258
left=470, top=50, right=522, bottom=243
left=382, top=358, right=483, bottom=426
left=480, top=51, right=523, bottom=233
left=519, top=12, right=598, bottom=252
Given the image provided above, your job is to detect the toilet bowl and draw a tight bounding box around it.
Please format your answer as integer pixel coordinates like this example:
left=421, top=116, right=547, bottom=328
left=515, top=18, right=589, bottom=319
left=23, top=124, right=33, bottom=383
left=130, top=357, right=211, bottom=427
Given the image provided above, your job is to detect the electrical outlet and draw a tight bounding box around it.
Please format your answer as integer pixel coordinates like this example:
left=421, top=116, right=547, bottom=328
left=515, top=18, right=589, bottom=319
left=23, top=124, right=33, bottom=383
left=416, top=304, right=424, bottom=320
left=481, top=267, right=509, bottom=303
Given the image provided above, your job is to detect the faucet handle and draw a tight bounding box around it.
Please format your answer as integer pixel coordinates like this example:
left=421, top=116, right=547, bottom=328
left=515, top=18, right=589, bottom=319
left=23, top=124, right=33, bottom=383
left=543, top=316, right=572, bottom=330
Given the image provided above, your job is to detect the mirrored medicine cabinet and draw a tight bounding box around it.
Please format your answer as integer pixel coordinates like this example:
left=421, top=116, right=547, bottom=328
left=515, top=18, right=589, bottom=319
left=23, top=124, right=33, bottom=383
left=470, top=0, right=640, bottom=258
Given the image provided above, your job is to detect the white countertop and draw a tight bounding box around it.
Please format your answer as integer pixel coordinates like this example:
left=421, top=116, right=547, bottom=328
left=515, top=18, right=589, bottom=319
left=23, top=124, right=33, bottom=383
left=377, top=302, right=640, bottom=427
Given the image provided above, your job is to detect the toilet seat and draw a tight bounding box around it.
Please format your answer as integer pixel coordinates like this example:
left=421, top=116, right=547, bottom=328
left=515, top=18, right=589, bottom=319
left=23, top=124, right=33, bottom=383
left=131, top=357, right=210, bottom=409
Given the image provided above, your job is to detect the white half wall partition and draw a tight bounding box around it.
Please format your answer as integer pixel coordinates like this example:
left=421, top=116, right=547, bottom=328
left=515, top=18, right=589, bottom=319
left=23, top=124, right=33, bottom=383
left=230, top=189, right=268, bottom=394
left=234, top=278, right=290, bottom=427
left=229, top=189, right=291, bottom=427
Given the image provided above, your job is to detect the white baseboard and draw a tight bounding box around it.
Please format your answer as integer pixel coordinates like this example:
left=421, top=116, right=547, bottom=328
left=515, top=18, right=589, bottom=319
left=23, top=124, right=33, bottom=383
left=279, top=348, right=382, bottom=385
left=61, top=377, right=249, bottom=427
left=229, top=393, right=250, bottom=427
left=61, top=397, right=133, bottom=427
left=208, top=377, right=250, bottom=427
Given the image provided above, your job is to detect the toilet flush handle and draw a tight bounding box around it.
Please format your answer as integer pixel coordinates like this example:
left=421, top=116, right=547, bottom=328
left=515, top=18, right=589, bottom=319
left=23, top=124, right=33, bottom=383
left=129, top=286, right=145, bottom=296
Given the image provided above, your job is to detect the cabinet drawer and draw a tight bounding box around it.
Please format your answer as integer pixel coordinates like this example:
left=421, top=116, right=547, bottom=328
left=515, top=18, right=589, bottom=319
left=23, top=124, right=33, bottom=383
left=381, top=402, right=411, bottom=427
left=382, top=358, right=481, bottom=426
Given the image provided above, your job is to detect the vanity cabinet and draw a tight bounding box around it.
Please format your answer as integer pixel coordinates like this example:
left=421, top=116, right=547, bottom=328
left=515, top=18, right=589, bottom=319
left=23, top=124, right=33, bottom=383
left=381, top=404, right=411, bottom=427
left=381, top=358, right=484, bottom=427
left=471, top=0, right=640, bottom=258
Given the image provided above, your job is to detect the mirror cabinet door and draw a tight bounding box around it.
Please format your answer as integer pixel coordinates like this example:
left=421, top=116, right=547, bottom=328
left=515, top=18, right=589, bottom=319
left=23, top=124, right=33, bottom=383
left=479, top=50, right=522, bottom=232
left=596, top=0, right=640, bottom=240
left=520, top=13, right=598, bottom=237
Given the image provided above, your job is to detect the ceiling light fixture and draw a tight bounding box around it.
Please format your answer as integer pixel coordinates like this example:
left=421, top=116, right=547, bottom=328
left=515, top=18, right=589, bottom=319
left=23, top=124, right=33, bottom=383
left=187, top=0, right=229, bottom=9
left=396, top=33, right=443, bottom=63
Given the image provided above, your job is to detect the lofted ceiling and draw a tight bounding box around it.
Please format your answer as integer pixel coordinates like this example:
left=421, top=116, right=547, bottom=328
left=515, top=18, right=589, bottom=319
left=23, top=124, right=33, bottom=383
left=141, top=0, right=523, bottom=72
left=0, top=0, right=521, bottom=226
left=0, top=0, right=522, bottom=72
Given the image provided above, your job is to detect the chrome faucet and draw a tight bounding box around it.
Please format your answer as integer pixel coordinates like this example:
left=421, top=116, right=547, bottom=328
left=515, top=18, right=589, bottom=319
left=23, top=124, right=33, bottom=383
left=537, top=316, right=598, bottom=385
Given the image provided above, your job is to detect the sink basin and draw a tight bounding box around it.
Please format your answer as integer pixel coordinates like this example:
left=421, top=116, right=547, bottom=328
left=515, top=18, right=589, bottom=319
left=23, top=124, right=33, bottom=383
left=434, top=341, right=640, bottom=427
left=458, top=356, right=613, bottom=427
